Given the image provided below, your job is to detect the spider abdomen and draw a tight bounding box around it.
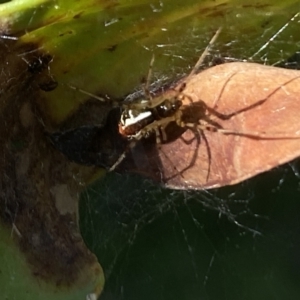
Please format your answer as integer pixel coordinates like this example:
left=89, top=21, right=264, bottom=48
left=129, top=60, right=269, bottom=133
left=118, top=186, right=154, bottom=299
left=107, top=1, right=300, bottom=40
left=119, top=109, right=154, bottom=137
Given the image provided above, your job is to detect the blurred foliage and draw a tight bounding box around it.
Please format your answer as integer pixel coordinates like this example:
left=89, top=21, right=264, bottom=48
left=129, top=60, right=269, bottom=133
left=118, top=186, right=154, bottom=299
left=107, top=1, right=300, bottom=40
left=4, top=0, right=299, bottom=123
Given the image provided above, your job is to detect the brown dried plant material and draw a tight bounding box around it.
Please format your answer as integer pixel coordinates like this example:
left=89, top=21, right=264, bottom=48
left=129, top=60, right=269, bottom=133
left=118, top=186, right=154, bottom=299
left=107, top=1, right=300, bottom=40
left=126, top=62, right=300, bottom=189
left=0, top=41, right=104, bottom=297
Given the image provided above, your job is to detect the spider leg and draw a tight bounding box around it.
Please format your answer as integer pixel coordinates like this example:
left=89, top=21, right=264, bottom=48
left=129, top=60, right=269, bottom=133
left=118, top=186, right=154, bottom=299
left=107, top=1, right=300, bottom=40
left=179, top=134, right=198, bottom=145
left=143, top=54, right=155, bottom=100
left=164, top=125, right=201, bottom=180
left=68, top=84, right=115, bottom=104
left=155, top=127, right=163, bottom=144
left=166, top=27, right=222, bottom=107
left=109, top=140, right=137, bottom=172
left=187, top=27, right=222, bottom=78
left=176, top=120, right=212, bottom=181
left=200, top=130, right=212, bottom=182
left=205, top=126, right=300, bottom=140
left=208, top=73, right=300, bottom=122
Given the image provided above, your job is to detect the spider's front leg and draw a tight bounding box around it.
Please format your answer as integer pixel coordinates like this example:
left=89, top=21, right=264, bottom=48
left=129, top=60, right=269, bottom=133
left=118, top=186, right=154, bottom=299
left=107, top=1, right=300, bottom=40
left=132, top=115, right=177, bottom=142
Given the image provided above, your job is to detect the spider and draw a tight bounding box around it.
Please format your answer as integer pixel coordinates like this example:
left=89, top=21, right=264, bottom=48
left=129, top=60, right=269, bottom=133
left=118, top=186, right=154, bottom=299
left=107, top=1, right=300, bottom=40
left=106, top=28, right=223, bottom=171
left=120, top=29, right=221, bottom=138
left=68, top=27, right=222, bottom=172
left=70, top=27, right=300, bottom=176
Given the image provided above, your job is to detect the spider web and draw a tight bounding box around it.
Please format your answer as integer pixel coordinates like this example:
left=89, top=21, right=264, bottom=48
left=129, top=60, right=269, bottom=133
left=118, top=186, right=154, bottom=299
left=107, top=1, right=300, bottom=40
left=78, top=11, right=300, bottom=300
left=80, top=162, right=300, bottom=299
left=1, top=4, right=300, bottom=300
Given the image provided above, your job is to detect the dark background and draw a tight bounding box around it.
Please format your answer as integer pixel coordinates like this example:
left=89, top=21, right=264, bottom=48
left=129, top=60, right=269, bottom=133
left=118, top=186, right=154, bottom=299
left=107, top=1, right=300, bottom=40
left=80, top=157, right=300, bottom=300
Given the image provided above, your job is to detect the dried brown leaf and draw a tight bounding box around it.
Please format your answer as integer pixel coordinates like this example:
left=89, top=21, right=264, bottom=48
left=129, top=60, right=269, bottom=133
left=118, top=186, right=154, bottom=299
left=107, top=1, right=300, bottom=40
left=124, top=62, right=300, bottom=189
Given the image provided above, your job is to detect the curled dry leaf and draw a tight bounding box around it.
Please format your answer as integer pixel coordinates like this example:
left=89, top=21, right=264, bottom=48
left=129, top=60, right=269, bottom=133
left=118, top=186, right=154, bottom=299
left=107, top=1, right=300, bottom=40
left=121, top=62, right=300, bottom=189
